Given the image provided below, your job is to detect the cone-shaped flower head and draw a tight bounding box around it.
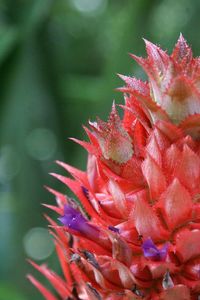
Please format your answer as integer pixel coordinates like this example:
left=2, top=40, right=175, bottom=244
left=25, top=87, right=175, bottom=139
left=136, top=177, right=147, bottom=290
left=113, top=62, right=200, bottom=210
left=28, top=35, right=200, bottom=300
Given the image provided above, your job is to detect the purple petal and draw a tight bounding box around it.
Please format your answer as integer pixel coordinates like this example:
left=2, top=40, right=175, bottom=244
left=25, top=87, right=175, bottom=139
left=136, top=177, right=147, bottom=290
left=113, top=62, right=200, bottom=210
left=142, top=237, right=168, bottom=261
left=58, top=205, right=87, bottom=231
left=59, top=205, right=99, bottom=238
left=108, top=226, right=120, bottom=233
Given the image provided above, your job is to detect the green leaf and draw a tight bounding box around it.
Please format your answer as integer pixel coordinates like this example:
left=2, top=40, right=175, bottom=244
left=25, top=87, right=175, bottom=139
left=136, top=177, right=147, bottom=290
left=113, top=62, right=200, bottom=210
left=0, top=26, right=18, bottom=64
left=0, top=282, right=26, bottom=300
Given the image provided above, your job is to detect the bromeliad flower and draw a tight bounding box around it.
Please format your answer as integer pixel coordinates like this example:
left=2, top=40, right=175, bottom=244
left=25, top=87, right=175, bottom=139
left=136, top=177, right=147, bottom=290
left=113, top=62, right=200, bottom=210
left=58, top=204, right=99, bottom=239
left=142, top=237, right=169, bottom=261
left=58, top=205, right=86, bottom=229
left=28, top=35, right=200, bottom=299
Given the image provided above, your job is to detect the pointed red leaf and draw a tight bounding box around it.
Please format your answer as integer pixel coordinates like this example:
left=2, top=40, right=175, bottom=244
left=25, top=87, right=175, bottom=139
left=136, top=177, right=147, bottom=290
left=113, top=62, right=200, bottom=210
left=56, top=160, right=88, bottom=187
left=175, top=229, right=200, bottom=262
left=158, top=178, right=192, bottom=230
left=133, top=195, right=168, bottom=241
left=28, top=260, right=71, bottom=298
left=174, top=144, right=200, bottom=194
left=142, top=154, right=166, bottom=200
left=27, top=275, right=57, bottom=300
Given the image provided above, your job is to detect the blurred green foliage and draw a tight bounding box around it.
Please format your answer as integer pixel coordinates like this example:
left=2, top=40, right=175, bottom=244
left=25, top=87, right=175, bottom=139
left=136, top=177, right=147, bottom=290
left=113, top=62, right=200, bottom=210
left=0, top=0, right=200, bottom=299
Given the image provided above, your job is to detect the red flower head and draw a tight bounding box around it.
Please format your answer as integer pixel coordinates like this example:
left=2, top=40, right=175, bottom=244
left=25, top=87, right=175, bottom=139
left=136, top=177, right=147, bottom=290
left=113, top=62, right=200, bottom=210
left=28, top=35, right=200, bottom=300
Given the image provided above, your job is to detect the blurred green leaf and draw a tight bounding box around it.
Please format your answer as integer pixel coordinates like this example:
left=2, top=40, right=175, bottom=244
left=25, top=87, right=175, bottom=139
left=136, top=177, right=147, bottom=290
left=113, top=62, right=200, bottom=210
left=61, top=75, right=105, bottom=101
left=0, top=282, right=26, bottom=300
left=0, top=26, right=18, bottom=64
left=22, top=0, right=53, bottom=33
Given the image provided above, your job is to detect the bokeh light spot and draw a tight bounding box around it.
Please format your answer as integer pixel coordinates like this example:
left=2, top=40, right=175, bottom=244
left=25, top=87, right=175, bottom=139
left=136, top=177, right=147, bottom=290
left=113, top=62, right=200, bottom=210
left=26, top=128, right=57, bottom=161
left=69, top=0, right=107, bottom=15
left=151, top=0, right=193, bottom=39
left=23, top=227, right=54, bottom=260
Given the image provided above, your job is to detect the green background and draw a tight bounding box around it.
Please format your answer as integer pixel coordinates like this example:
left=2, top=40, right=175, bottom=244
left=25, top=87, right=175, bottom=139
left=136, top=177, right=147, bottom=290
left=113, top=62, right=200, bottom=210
left=0, top=0, right=199, bottom=299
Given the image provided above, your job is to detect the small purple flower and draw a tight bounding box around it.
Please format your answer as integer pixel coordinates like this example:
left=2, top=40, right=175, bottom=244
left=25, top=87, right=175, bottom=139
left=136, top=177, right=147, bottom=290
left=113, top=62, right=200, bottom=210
left=59, top=205, right=99, bottom=239
left=59, top=205, right=87, bottom=231
left=142, top=237, right=169, bottom=261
